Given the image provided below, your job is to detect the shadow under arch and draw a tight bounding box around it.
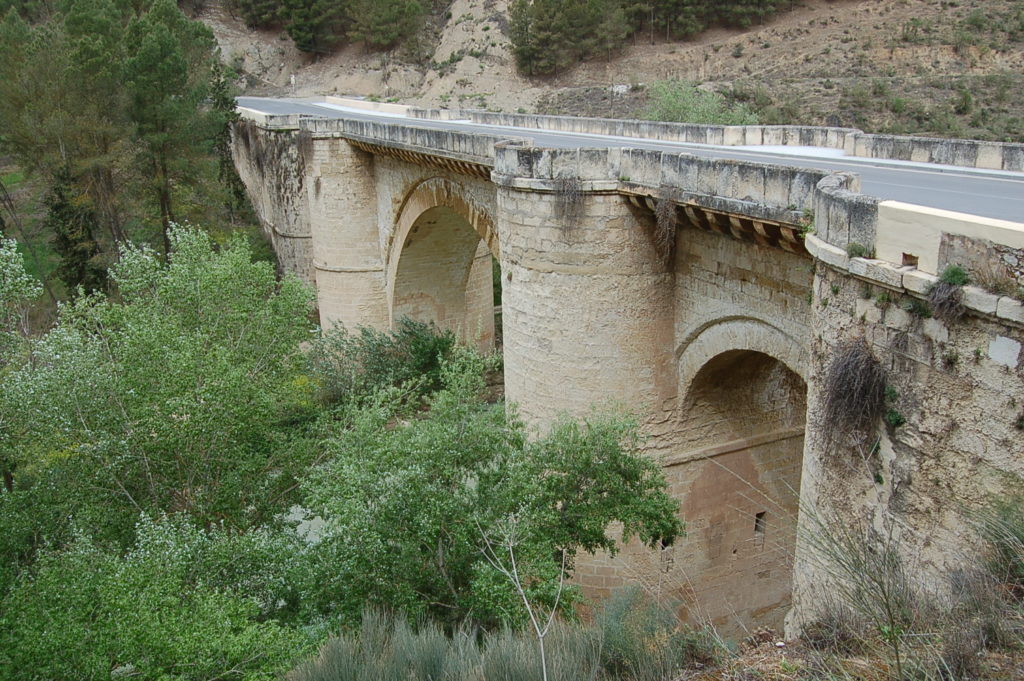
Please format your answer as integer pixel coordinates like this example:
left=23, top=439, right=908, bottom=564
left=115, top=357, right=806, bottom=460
left=660, top=317, right=809, bottom=639
left=387, top=177, right=499, bottom=351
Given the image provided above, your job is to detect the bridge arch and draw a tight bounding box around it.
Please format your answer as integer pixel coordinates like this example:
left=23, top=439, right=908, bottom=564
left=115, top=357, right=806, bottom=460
left=387, top=177, right=499, bottom=351
left=664, top=317, right=808, bottom=636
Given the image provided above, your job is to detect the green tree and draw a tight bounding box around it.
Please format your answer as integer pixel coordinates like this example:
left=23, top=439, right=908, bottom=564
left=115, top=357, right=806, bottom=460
left=283, top=0, right=346, bottom=55
left=301, top=349, right=682, bottom=629
left=232, top=0, right=283, bottom=28
left=0, top=517, right=310, bottom=681
left=0, top=227, right=315, bottom=547
left=123, top=0, right=217, bottom=255
left=347, top=0, right=422, bottom=48
left=43, top=168, right=107, bottom=294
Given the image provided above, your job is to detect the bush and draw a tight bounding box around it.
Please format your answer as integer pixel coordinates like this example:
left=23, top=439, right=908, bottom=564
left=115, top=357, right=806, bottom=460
left=0, top=228, right=317, bottom=545
left=643, top=81, right=758, bottom=125
left=928, top=265, right=970, bottom=323
left=300, top=351, right=681, bottom=629
left=597, top=587, right=722, bottom=680
left=309, top=316, right=457, bottom=405
left=289, top=592, right=722, bottom=681
left=0, top=517, right=311, bottom=681
left=820, top=338, right=887, bottom=445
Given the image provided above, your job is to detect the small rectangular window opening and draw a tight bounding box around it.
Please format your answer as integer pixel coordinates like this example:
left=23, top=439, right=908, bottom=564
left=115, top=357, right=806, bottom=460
left=902, top=253, right=919, bottom=268
left=754, top=511, right=767, bottom=535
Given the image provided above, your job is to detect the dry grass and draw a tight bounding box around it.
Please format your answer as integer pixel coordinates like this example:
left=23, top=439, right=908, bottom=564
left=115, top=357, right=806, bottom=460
left=928, top=281, right=966, bottom=323
left=820, top=338, right=887, bottom=447
left=652, top=198, right=677, bottom=266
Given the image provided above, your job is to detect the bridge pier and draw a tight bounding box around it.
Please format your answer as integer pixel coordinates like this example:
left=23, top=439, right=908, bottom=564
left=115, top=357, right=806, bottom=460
left=493, top=170, right=676, bottom=431
left=308, top=138, right=389, bottom=330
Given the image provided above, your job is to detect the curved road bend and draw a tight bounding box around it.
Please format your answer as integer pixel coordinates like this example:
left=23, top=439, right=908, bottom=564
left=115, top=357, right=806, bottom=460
left=237, top=97, right=1024, bottom=224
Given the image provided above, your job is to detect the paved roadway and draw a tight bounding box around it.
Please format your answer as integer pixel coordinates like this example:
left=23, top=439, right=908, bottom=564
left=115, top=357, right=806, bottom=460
left=238, top=97, right=1024, bottom=224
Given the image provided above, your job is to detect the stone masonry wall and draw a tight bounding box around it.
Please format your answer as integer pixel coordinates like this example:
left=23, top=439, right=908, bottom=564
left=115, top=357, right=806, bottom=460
left=792, top=231, right=1024, bottom=635
left=231, top=121, right=314, bottom=283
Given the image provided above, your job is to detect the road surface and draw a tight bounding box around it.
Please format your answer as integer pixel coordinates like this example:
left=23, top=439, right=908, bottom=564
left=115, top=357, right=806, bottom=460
left=237, top=97, right=1024, bottom=224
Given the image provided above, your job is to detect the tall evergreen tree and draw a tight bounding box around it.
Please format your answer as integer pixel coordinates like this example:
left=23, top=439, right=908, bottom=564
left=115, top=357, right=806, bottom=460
left=347, top=0, right=422, bottom=49
left=123, top=0, right=216, bottom=255
left=283, top=0, right=345, bottom=55
left=43, top=168, right=107, bottom=294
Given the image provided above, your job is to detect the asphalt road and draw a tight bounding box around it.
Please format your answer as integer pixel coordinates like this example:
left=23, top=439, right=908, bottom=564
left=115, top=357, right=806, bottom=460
left=237, top=97, right=1024, bottom=224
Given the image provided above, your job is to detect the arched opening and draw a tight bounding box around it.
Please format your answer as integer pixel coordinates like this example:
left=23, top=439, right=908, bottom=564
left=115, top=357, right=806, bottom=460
left=391, top=205, right=497, bottom=354
left=665, top=349, right=807, bottom=638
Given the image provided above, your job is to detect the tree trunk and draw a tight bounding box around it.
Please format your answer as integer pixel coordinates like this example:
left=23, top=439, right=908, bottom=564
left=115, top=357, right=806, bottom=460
left=156, top=153, right=175, bottom=257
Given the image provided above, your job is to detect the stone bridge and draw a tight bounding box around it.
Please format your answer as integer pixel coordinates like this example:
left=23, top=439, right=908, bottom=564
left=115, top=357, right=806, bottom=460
left=233, top=103, right=1024, bottom=638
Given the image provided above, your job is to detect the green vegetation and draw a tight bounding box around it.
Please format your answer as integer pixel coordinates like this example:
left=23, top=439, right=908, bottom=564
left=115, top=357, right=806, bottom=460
left=301, top=363, right=680, bottom=628
left=0, top=228, right=685, bottom=679
left=643, top=80, right=758, bottom=124
left=510, top=0, right=801, bottom=76
left=232, top=0, right=426, bottom=54
left=0, top=0, right=256, bottom=298
left=292, top=590, right=723, bottom=681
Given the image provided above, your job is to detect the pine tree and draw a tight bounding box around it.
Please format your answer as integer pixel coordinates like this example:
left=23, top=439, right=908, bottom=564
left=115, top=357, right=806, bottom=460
left=123, top=0, right=216, bottom=255
left=210, top=62, right=247, bottom=217
left=44, top=168, right=107, bottom=294
left=284, top=0, right=346, bottom=55
left=348, top=0, right=422, bottom=49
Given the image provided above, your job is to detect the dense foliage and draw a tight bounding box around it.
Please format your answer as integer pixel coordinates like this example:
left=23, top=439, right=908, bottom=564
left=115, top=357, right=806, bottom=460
left=302, top=351, right=681, bottom=628
left=0, top=0, right=250, bottom=295
left=0, top=228, right=315, bottom=549
left=230, top=0, right=426, bottom=53
left=0, top=518, right=311, bottom=681
left=0, top=228, right=684, bottom=678
left=510, top=0, right=801, bottom=75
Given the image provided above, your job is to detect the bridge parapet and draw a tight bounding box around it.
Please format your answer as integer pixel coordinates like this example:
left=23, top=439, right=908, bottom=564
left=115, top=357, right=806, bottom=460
left=411, top=107, right=1024, bottom=172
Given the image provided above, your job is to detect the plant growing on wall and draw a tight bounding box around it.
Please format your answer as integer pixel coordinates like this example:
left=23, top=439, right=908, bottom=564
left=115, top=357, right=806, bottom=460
left=820, top=337, right=887, bottom=447
left=928, top=264, right=970, bottom=323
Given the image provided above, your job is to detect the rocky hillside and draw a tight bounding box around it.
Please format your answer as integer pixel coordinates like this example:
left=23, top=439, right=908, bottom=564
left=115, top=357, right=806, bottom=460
left=204, top=0, right=1024, bottom=141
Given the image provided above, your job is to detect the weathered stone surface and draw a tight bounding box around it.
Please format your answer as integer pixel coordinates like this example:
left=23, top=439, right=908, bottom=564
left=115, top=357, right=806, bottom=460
left=233, top=110, right=1024, bottom=643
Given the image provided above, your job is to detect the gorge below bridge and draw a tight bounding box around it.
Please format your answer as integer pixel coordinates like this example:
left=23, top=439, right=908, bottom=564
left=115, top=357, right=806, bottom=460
left=233, top=96, right=1024, bottom=638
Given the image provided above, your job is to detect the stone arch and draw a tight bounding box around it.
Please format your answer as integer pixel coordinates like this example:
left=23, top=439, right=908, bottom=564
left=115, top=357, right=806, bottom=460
left=387, top=177, right=499, bottom=351
left=389, top=176, right=498, bottom=268
left=676, top=316, right=807, bottom=395
left=657, top=318, right=808, bottom=638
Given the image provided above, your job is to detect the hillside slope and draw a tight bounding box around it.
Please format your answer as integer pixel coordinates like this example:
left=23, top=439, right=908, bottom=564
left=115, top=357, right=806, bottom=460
left=204, top=0, right=1024, bottom=141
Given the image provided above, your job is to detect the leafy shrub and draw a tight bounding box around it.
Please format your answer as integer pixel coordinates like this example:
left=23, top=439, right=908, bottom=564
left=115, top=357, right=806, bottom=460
left=0, top=517, right=311, bottom=681
left=0, top=228, right=317, bottom=546
left=309, top=317, right=457, bottom=405
left=643, top=80, right=758, bottom=125
left=300, top=350, right=681, bottom=629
